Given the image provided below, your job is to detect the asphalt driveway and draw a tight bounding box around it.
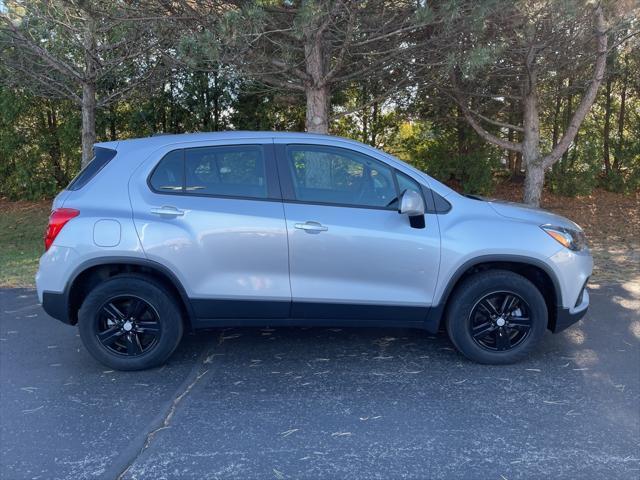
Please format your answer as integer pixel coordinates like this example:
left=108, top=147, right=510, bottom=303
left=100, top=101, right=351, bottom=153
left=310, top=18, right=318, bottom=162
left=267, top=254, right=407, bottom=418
left=1, top=284, right=638, bottom=480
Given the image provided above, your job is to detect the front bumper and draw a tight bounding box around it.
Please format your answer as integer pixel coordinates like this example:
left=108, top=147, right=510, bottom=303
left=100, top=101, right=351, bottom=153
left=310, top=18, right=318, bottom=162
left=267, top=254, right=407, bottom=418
left=552, top=287, right=590, bottom=333
left=547, top=248, right=592, bottom=333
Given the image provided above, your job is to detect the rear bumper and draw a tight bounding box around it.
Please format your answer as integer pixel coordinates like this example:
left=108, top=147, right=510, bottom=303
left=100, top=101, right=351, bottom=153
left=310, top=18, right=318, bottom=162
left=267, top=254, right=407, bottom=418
left=41, top=291, right=73, bottom=325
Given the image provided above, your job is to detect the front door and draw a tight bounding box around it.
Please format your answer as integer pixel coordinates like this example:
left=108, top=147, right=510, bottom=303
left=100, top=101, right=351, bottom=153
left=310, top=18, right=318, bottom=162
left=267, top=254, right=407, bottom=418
left=275, top=142, right=441, bottom=322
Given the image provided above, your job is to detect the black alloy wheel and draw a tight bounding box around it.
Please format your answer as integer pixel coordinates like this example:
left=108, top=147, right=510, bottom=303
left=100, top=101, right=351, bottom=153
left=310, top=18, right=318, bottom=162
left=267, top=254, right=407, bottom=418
left=97, top=295, right=161, bottom=356
left=469, top=291, right=532, bottom=351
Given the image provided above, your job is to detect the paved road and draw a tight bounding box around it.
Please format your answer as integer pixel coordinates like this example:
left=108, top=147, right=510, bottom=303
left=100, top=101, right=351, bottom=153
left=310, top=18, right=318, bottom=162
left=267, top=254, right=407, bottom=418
left=1, top=285, right=638, bottom=480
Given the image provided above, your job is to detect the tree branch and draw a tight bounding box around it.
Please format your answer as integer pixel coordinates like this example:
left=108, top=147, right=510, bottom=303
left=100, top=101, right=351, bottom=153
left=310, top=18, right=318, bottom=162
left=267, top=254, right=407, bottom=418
left=447, top=80, right=523, bottom=153
left=0, top=16, right=84, bottom=82
left=467, top=108, right=524, bottom=132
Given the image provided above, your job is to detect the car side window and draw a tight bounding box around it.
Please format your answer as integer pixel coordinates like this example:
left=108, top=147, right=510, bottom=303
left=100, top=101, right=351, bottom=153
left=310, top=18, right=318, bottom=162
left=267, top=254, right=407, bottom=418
left=149, top=145, right=268, bottom=199
left=149, top=150, right=184, bottom=192
left=286, top=145, right=396, bottom=208
left=185, top=145, right=267, bottom=198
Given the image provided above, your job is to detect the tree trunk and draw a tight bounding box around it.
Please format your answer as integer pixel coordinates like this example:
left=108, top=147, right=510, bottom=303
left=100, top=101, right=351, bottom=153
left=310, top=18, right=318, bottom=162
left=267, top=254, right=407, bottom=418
left=551, top=82, right=562, bottom=148
left=457, top=112, right=467, bottom=157
left=81, top=82, right=97, bottom=167
left=109, top=104, right=117, bottom=141
left=522, top=89, right=543, bottom=206
left=362, top=111, right=368, bottom=144
left=561, top=78, right=573, bottom=170
left=169, top=77, right=177, bottom=133
left=202, top=72, right=210, bottom=130
left=303, top=20, right=330, bottom=134
left=81, top=14, right=97, bottom=168
left=570, top=131, right=580, bottom=167
left=213, top=71, right=220, bottom=131
left=371, top=101, right=379, bottom=146
left=523, top=161, right=545, bottom=207
left=303, top=30, right=331, bottom=184
left=603, top=75, right=612, bottom=173
left=508, top=102, right=519, bottom=175
left=305, top=85, right=329, bottom=133
left=515, top=152, right=522, bottom=176
left=507, top=127, right=515, bottom=172
left=614, top=59, right=628, bottom=170
left=303, top=86, right=331, bottom=185
left=522, top=56, right=543, bottom=206
left=551, top=79, right=562, bottom=175
left=47, top=105, right=66, bottom=186
left=361, top=85, right=369, bottom=144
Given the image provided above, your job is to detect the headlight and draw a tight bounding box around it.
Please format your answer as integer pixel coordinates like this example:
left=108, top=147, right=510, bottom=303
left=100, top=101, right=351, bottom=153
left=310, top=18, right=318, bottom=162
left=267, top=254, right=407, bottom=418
left=541, top=224, right=588, bottom=251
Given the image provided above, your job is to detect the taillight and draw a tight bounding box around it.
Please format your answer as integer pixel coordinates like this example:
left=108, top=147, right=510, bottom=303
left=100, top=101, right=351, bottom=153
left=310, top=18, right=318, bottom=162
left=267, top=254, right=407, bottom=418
left=44, top=208, right=80, bottom=251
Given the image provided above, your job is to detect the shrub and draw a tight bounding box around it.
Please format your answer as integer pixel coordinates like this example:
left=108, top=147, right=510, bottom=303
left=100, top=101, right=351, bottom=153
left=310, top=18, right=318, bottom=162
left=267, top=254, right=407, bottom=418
left=548, top=162, right=600, bottom=197
left=392, top=123, right=499, bottom=195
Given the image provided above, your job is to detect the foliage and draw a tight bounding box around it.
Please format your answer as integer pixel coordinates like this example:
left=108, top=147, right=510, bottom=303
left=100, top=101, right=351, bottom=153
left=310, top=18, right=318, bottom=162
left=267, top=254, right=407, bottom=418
left=0, top=0, right=638, bottom=201
left=0, top=87, right=80, bottom=199
left=547, top=156, right=601, bottom=197
left=390, top=122, right=500, bottom=195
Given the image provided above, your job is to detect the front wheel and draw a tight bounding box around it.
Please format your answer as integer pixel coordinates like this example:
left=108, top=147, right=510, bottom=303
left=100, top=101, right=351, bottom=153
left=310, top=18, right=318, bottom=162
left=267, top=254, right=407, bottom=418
left=78, top=275, right=184, bottom=371
left=446, top=270, right=547, bottom=364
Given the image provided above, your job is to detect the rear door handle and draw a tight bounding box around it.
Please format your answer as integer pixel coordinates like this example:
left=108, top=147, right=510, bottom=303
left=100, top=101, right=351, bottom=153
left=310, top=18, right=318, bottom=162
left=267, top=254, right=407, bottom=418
left=294, top=221, right=328, bottom=233
left=150, top=206, right=184, bottom=217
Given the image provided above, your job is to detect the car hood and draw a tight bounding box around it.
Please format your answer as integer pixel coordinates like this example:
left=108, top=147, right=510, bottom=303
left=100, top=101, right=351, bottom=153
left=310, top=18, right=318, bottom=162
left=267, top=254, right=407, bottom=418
left=484, top=198, right=581, bottom=230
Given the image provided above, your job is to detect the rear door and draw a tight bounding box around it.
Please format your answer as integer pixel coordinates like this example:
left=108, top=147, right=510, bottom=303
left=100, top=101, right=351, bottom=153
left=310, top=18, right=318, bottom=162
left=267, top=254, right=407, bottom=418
left=129, top=140, right=291, bottom=319
left=275, top=140, right=441, bottom=322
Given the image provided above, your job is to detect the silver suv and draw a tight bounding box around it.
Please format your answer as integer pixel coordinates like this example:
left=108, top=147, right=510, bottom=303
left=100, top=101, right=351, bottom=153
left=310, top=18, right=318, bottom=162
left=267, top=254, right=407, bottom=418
left=36, top=132, right=592, bottom=370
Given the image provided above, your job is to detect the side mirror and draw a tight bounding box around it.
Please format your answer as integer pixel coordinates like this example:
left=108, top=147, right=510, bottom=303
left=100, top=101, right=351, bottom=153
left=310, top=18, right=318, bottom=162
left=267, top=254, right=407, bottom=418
left=399, top=189, right=425, bottom=217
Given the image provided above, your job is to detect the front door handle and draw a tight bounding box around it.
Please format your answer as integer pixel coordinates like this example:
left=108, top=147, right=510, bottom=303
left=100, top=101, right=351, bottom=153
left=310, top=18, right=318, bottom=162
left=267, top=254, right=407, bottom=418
left=150, top=206, right=184, bottom=217
left=294, top=221, right=328, bottom=233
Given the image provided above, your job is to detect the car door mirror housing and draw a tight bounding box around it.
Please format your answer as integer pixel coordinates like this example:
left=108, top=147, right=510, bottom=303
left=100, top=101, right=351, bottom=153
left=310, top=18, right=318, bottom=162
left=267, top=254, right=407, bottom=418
left=399, top=189, right=425, bottom=217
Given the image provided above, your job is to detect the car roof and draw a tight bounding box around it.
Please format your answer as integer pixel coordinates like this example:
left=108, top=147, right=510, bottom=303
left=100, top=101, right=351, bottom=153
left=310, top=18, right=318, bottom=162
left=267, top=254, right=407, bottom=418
left=94, top=131, right=361, bottom=150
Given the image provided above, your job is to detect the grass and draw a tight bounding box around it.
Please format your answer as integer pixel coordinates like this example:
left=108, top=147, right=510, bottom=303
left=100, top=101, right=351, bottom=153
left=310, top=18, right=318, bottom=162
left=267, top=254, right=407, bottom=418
left=0, top=187, right=637, bottom=288
left=0, top=200, right=51, bottom=287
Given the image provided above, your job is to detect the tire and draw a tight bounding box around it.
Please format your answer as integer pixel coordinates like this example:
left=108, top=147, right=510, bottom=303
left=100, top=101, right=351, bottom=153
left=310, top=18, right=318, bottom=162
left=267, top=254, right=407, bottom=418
left=78, top=275, right=184, bottom=371
left=445, top=270, right=547, bottom=364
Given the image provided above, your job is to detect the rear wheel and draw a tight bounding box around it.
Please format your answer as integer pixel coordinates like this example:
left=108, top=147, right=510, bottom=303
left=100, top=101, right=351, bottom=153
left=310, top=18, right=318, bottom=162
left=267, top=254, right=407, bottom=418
left=446, top=270, right=547, bottom=364
left=78, top=275, right=183, bottom=370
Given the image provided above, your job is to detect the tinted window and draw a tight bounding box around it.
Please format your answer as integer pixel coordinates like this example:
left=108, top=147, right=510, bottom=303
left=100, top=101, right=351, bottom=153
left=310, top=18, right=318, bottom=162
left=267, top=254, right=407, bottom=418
left=67, top=147, right=117, bottom=191
left=149, top=146, right=268, bottom=199
left=185, top=146, right=267, bottom=198
left=286, top=145, right=396, bottom=208
left=149, top=150, right=184, bottom=192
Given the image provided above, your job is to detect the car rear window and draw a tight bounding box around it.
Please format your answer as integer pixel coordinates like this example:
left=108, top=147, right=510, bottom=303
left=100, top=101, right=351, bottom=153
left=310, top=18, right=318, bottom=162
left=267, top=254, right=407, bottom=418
left=67, top=147, right=117, bottom=191
left=148, top=149, right=183, bottom=192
